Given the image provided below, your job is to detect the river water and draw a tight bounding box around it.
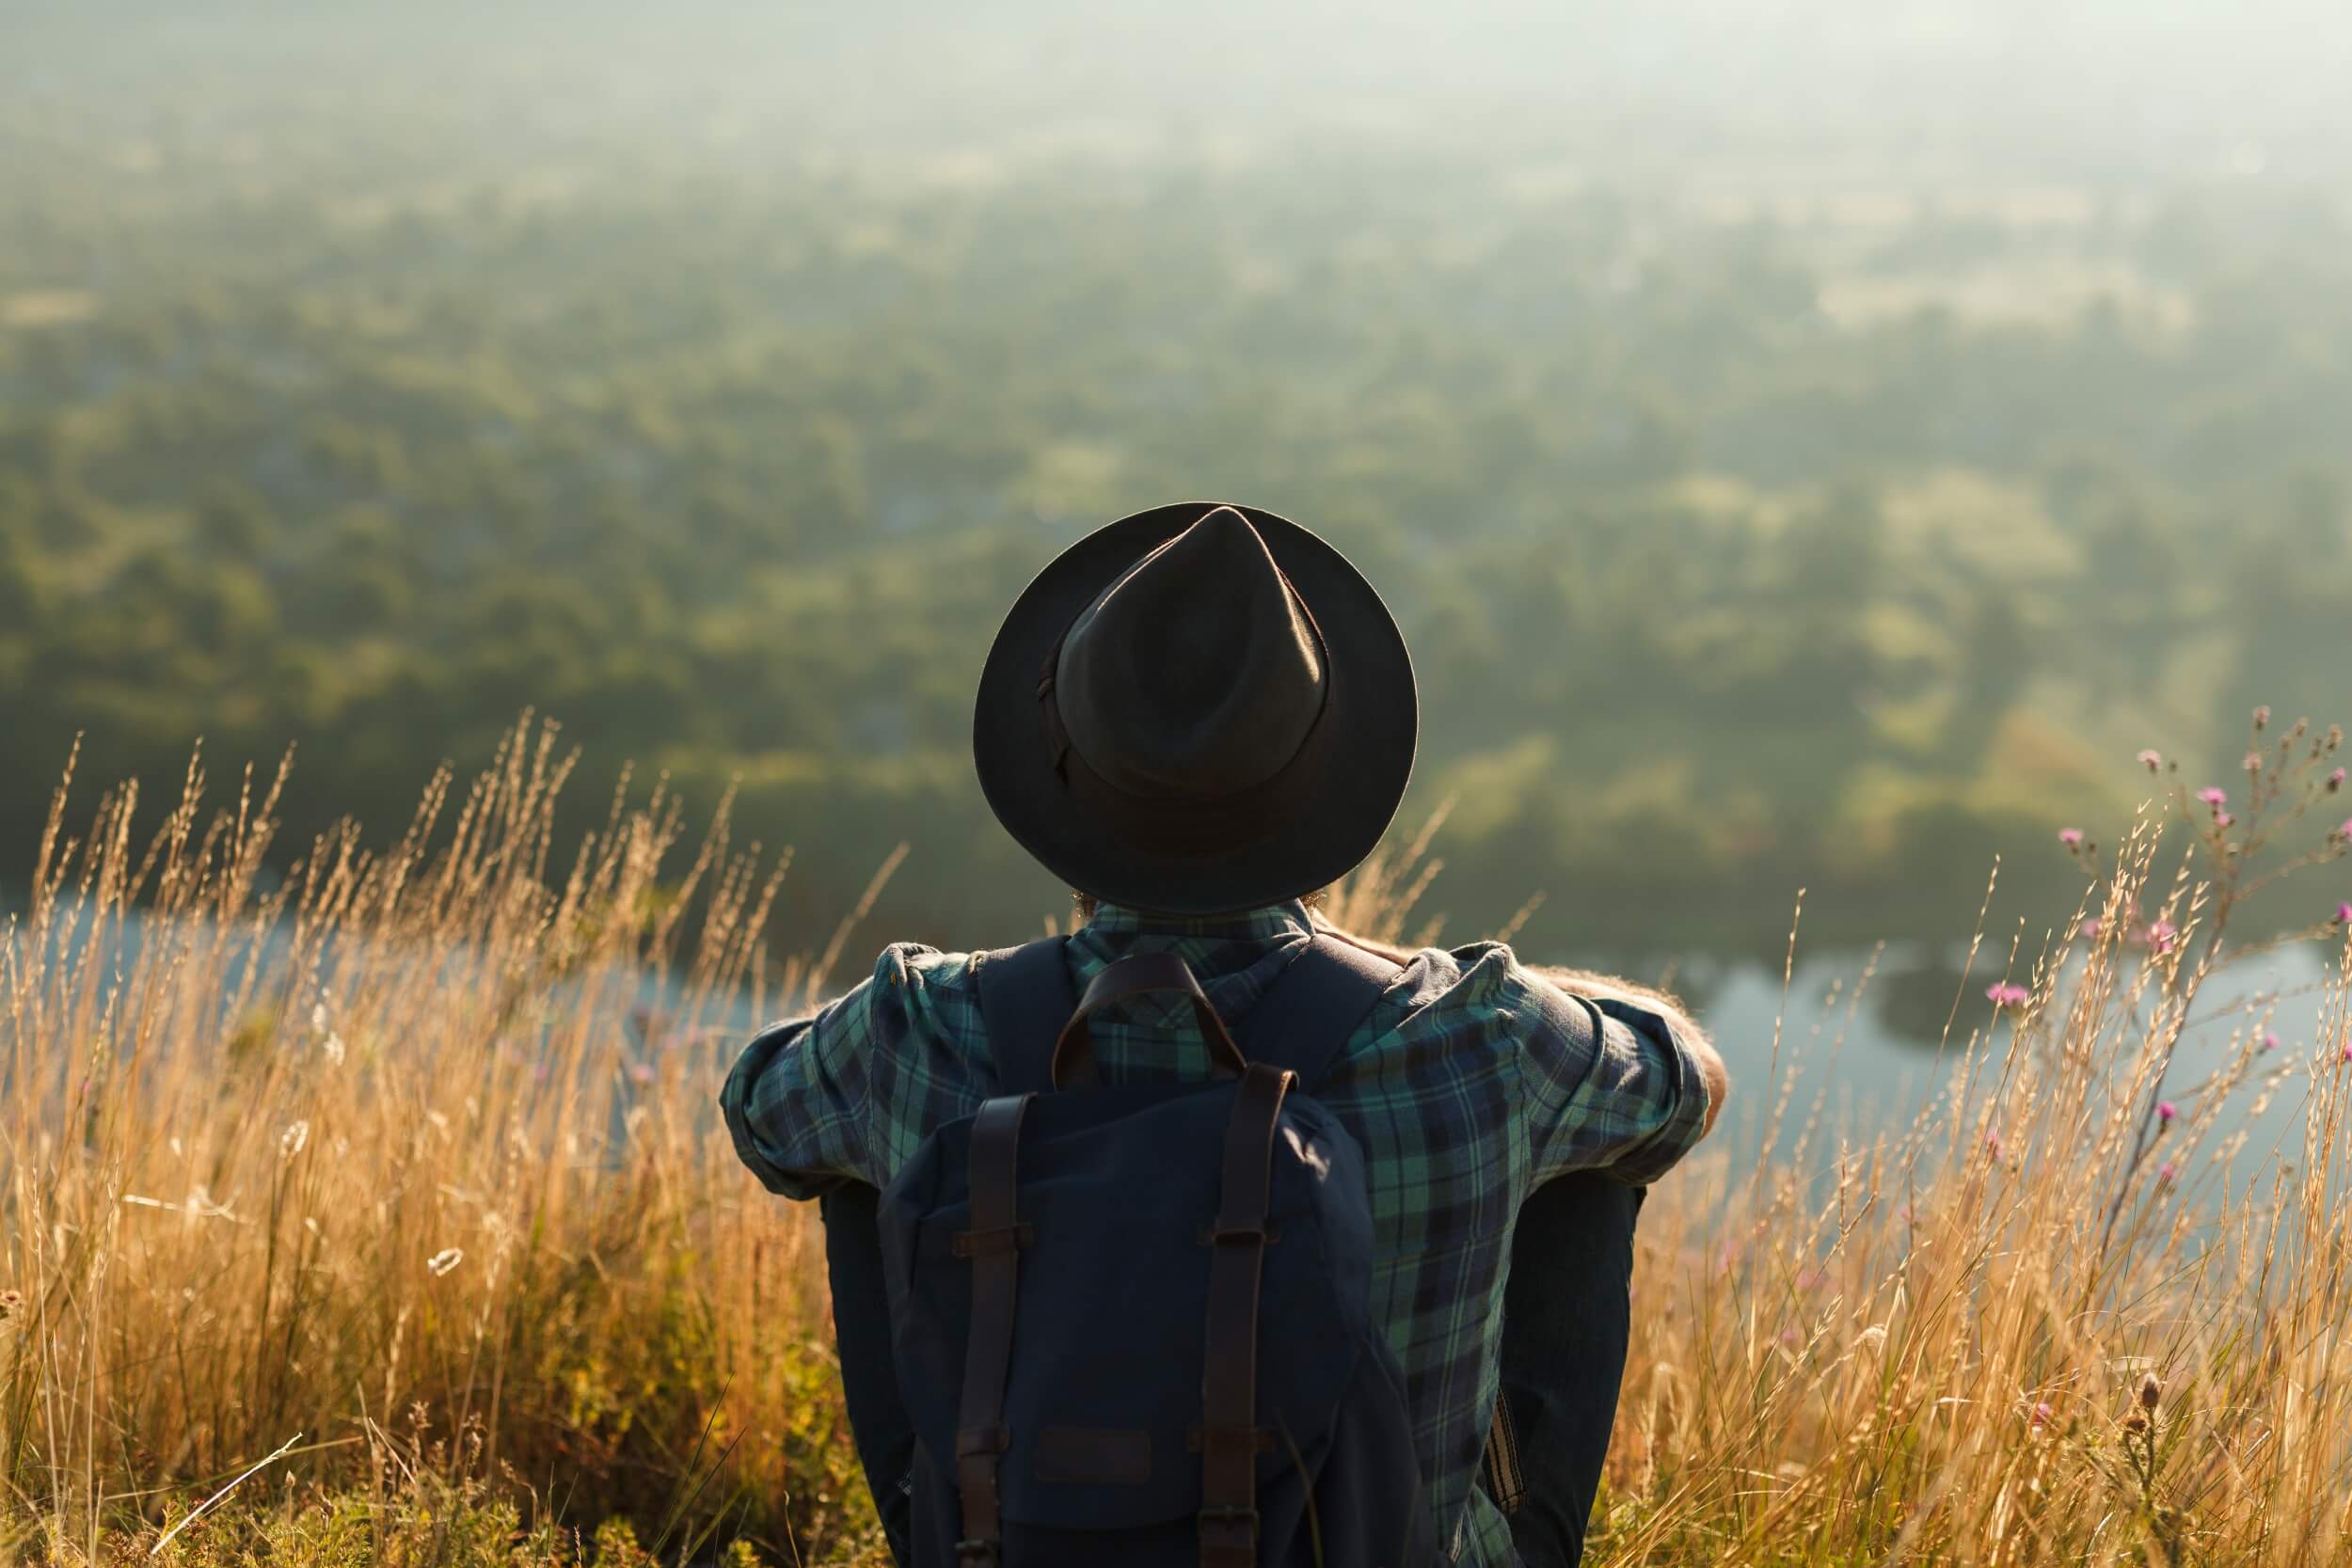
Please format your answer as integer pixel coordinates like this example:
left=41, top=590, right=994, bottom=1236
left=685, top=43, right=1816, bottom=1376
left=11, top=890, right=2340, bottom=1174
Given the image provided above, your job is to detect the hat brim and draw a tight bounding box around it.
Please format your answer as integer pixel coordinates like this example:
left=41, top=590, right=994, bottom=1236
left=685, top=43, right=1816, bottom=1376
left=974, top=502, right=1418, bottom=916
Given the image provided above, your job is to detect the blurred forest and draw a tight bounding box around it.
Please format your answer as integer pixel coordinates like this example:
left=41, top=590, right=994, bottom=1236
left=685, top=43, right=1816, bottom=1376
left=3, top=2, right=2349, bottom=962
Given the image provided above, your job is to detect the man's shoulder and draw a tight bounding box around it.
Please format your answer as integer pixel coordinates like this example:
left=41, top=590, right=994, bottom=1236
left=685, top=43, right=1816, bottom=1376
left=1358, top=939, right=1578, bottom=1040
left=824, top=941, right=990, bottom=1047
left=854, top=934, right=1088, bottom=998
left=838, top=933, right=1094, bottom=1040
left=855, top=940, right=980, bottom=990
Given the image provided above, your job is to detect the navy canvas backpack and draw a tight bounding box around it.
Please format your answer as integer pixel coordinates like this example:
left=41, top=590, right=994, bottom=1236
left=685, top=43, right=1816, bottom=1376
left=873, top=932, right=1433, bottom=1567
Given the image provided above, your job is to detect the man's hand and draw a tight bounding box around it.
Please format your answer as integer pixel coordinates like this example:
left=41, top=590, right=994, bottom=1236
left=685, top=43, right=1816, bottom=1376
left=1536, top=966, right=1727, bottom=1138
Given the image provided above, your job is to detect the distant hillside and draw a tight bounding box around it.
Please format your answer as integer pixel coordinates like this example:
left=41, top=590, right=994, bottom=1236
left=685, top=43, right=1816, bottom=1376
left=3, top=24, right=2349, bottom=958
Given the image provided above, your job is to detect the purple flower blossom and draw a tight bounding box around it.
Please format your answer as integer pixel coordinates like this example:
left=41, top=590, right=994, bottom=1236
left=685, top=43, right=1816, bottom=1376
left=2145, top=919, right=2178, bottom=953
left=2262, top=1032, right=2280, bottom=1053
left=1986, top=982, right=2031, bottom=1008
left=2337, top=903, right=2352, bottom=927
left=2158, top=1161, right=2178, bottom=1185
left=2337, top=818, right=2352, bottom=841
left=2079, top=917, right=2103, bottom=941
left=2031, top=1401, right=2055, bottom=1427
left=2197, top=786, right=2229, bottom=808
left=2216, top=811, right=2235, bottom=829
left=2156, top=1101, right=2177, bottom=1125
left=2138, top=749, right=2164, bottom=771
left=2058, top=828, right=2086, bottom=848
left=2329, top=768, right=2345, bottom=791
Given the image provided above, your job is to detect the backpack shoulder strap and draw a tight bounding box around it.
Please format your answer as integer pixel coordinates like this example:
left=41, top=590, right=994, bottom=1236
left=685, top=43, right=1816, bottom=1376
left=975, top=936, right=1078, bottom=1095
left=1237, top=931, right=1405, bottom=1089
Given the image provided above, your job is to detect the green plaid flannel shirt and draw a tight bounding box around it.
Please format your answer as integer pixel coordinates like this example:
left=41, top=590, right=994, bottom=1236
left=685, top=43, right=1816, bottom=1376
left=721, top=899, right=1709, bottom=1565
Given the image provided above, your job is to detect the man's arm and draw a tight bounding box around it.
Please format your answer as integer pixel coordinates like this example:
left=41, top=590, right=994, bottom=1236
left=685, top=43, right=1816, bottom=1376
left=1532, top=966, right=1728, bottom=1139
left=721, top=942, right=968, bottom=1197
left=1318, top=918, right=1728, bottom=1148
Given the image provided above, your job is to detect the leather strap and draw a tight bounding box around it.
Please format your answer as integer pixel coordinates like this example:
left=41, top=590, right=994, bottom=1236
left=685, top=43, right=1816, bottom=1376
left=954, top=1094, right=1033, bottom=1563
left=1198, top=1063, right=1294, bottom=1568
left=977, top=938, right=1079, bottom=1096
left=1054, top=952, right=1248, bottom=1089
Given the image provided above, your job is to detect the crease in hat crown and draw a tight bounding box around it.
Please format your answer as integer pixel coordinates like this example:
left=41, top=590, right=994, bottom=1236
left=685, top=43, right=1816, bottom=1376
left=1050, top=506, right=1330, bottom=802
left=972, top=498, right=1416, bottom=915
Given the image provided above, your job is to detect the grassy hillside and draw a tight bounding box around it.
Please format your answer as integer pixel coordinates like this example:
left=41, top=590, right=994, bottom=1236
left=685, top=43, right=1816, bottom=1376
left=5, top=720, right=2351, bottom=1563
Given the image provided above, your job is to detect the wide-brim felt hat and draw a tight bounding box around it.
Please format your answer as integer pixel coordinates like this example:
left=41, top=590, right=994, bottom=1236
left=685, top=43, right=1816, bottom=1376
left=974, top=501, right=1417, bottom=915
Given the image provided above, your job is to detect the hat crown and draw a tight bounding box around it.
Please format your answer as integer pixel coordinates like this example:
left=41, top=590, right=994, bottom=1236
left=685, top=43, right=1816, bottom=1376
left=1053, top=507, right=1327, bottom=800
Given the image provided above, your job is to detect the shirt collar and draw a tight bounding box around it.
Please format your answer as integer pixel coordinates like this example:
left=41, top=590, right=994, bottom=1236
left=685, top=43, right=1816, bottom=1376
left=1083, top=899, right=1316, bottom=943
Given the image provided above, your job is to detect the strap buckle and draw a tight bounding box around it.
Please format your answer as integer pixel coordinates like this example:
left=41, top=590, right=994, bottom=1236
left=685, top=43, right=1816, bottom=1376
left=953, top=1539, right=999, bottom=1566
left=1199, top=1504, right=1260, bottom=1552
left=1200, top=1221, right=1279, bottom=1246
left=951, top=1221, right=1034, bottom=1259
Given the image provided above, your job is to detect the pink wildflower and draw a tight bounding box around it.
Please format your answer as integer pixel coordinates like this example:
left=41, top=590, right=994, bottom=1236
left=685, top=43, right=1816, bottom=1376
left=2337, top=818, right=2352, bottom=840
left=2156, top=1101, right=2177, bottom=1125
left=2158, top=1161, right=2178, bottom=1185
left=2262, top=1032, right=2280, bottom=1053
left=2215, top=812, right=2235, bottom=829
left=2198, top=786, right=2228, bottom=808
left=2253, top=705, right=2271, bottom=729
left=2245, top=751, right=2264, bottom=773
left=1984, top=1129, right=2004, bottom=1157
left=2336, top=903, right=2352, bottom=927
left=2032, top=1401, right=2055, bottom=1427
left=2079, top=917, right=2103, bottom=941
left=2329, top=768, right=2345, bottom=791
left=2137, top=749, right=2163, bottom=771
left=2145, top=918, right=2178, bottom=953
left=627, top=1061, right=656, bottom=1085
left=1986, top=982, right=2031, bottom=1008
left=2058, top=828, right=2086, bottom=848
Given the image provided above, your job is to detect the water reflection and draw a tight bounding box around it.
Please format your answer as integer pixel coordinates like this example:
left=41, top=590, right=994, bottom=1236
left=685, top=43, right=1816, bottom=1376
left=1649, top=941, right=2337, bottom=1167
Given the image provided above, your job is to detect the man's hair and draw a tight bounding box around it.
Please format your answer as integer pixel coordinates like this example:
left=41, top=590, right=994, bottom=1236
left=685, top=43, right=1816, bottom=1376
left=1070, top=887, right=1330, bottom=925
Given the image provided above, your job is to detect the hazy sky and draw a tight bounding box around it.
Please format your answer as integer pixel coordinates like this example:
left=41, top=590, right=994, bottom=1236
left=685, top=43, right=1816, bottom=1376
left=12, top=0, right=2352, bottom=175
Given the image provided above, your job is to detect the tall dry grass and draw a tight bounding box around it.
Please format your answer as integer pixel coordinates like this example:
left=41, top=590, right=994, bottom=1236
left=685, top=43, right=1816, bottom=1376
left=3, top=721, right=883, bottom=1564
left=1, top=715, right=2348, bottom=1565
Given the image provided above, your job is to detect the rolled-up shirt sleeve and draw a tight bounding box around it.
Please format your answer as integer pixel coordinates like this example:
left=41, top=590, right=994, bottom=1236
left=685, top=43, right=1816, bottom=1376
left=1517, top=971, right=1710, bottom=1187
left=720, top=945, right=930, bottom=1199
left=720, top=999, right=872, bottom=1200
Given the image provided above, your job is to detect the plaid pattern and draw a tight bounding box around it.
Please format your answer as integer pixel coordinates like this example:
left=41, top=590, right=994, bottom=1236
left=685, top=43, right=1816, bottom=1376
left=721, top=900, right=1709, bottom=1565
